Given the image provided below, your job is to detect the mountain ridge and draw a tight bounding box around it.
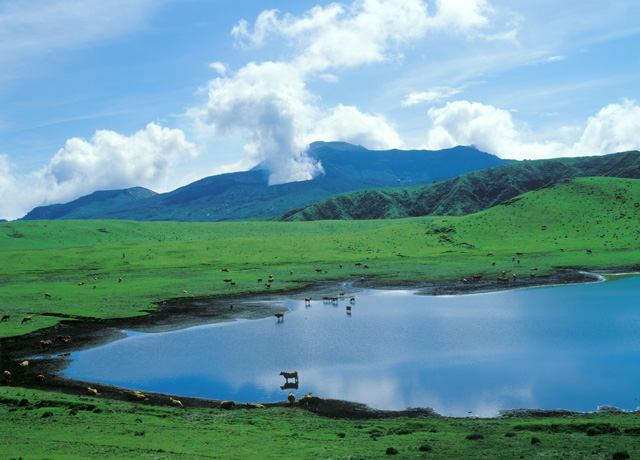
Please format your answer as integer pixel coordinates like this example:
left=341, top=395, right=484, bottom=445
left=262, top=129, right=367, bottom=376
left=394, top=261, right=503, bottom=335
left=277, top=151, right=640, bottom=221
left=20, top=143, right=513, bottom=222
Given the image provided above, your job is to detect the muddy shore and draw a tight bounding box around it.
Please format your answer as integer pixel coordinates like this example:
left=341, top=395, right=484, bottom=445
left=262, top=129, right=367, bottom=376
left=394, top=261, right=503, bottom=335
left=0, top=269, right=609, bottom=418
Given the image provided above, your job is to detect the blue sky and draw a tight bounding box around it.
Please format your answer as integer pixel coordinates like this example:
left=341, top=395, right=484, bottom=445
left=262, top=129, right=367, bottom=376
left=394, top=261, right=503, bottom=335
left=1, top=0, right=640, bottom=219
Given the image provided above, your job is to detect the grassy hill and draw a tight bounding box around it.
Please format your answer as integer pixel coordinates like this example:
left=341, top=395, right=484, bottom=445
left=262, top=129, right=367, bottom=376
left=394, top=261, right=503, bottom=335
left=278, top=150, right=640, bottom=221
left=1, top=177, right=639, bottom=338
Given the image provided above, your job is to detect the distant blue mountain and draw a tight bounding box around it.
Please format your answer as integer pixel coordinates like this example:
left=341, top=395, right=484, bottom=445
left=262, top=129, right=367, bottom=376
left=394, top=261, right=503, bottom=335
left=20, top=143, right=515, bottom=222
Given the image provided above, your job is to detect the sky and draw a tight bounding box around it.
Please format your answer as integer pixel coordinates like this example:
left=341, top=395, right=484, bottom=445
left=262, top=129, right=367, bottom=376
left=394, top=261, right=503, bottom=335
left=1, top=0, right=640, bottom=220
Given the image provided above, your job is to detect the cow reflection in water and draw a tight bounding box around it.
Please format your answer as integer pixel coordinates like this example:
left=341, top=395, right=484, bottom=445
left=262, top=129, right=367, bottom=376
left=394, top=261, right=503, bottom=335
left=280, top=381, right=299, bottom=390
left=280, top=370, right=299, bottom=390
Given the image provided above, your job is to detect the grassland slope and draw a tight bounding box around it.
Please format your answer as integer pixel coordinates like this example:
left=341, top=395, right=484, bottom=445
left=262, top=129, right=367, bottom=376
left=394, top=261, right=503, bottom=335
left=278, top=150, right=640, bottom=221
left=1, top=177, right=639, bottom=340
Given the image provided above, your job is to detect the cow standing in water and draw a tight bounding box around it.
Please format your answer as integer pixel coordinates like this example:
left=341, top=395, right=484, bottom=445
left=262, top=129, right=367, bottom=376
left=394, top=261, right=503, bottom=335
left=280, top=371, right=299, bottom=383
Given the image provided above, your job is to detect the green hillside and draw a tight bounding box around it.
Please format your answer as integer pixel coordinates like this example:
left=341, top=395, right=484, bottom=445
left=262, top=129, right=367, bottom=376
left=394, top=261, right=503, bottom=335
left=1, top=177, right=639, bottom=339
left=278, top=150, right=640, bottom=221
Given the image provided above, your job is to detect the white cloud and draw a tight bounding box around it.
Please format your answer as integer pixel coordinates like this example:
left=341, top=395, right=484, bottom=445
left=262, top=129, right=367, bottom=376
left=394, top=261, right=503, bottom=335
left=401, top=87, right=464, bottom=106
left=426, top=0, right=491, bottom=35
left=201, top=0, right=505, bottom=184
left=308, top=104, right=403, bottom=149
left=208, top=61, right=228, bottom=75
left=0, top=123, right=199, bottom=220
left=573, top=99, right=640, bottom=156
left=423, top=99, right=640, bottom=160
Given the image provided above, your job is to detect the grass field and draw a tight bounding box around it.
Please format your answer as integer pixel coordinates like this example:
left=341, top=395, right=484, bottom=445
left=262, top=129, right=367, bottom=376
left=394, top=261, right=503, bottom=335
left=1, top=177, right=640, bottom=459
left=1, top=386, right=639, bottom=460
left=1, top=177, right=639, bottom=339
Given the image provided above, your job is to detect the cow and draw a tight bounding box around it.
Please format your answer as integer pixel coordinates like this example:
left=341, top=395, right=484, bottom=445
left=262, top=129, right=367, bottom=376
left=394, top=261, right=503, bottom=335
left=169, top=397, right=183, bottom=407
left=221, top=268, right=229, bottom=272
left=3, top=370, right=10, bottom=381
left=44, top=292, right=52, bottom=298
left=257, top=278, right=263, bottom=282
left=304, top=297, right=312, bottom=305
left=346, top=305, right=352, bottom=313
left=220, top=400, right=235, bottom=410
left=87, top=387, right=100, bottom=396
left=280, top=371, right=298, bottom=383
left=21, top=316, right=32, bottom=324
left=125, top=390, right=147, bottom=401
left=18, top=360, right=28, bottom=370
left=223, top=279, right=232, bottom=283
left=265, top=283, right=271, bottom=289
left=299, top=393, right=324, bottom=412
left=40, top=340, right=52, bottom=351
left=246, top=402, right=265, bottom=409
left=35, top=374, right=45, bottom=382
left=288, top=392, right=296, bottom=405
left=275, top=312, right=284, bottom=321
left=1, top=314, right=9, bottom=322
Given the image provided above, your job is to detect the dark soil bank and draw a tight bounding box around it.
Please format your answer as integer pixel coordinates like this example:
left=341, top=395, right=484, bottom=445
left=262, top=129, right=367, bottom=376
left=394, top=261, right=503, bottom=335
left=0, top=270, right=604, bottom=418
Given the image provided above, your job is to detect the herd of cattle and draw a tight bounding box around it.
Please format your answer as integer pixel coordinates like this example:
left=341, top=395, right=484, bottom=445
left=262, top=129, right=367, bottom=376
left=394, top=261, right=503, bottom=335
left=0, top=265, right=352, bottom=413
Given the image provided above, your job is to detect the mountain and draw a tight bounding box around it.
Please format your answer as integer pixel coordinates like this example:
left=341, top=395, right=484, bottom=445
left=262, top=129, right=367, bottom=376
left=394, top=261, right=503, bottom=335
left=20, top=143, right=514, bottom=221
left=23, top=187, right=157, bottom=220
left=277, top=150, right=640, bottom=221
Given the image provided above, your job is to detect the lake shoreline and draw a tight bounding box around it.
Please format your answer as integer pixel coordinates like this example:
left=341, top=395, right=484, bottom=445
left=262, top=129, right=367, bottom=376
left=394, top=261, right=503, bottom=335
left=1, top=268, right=631, bottom=419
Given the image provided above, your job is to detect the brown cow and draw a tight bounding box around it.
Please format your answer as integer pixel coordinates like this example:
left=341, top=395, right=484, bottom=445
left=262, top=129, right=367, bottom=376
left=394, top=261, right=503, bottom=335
left=304, top=297, right=312, bottom=305
left=40, top=340, right=52, bottom=351
left=21, top=316, right=32, bottom=324
left=169, top=397, right=183, bottom=407
left=44, top=293, right=52, bottom=298
left=246, top=402, right=265, bottom=409
left=125, top=390, right=147, bottom=401
left=221, top=268, right=229, bottom=272
left=288, top=392, right=296, bottom=405
left=220, top=400, right=235, bottom=410
left=87, top=387, right=100, bottom=396
left=1, top=314, right=9, bottom=322
left=280, top=371, right=298, bottom=383
left=275, top=312, right=284, bottom=321
left=299, top=393, right=324, bottom=412
left=3, top=370, right=11, bottom=381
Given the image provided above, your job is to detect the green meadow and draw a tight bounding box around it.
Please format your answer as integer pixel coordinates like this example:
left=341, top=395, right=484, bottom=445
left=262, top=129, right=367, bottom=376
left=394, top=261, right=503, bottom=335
left=1, top=386, right=639, bottom=460
left=1, top=176, right=640, bottom=458
left=1, top=177, right=639, bottom=338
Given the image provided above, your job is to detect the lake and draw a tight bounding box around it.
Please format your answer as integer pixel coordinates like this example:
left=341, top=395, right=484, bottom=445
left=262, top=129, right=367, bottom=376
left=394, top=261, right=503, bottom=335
left=62, top=275, right=640, bottom=417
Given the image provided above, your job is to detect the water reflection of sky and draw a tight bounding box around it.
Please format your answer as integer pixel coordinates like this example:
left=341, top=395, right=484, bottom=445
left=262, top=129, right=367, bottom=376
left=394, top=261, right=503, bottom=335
left=63, top=276, right=640, bottom=417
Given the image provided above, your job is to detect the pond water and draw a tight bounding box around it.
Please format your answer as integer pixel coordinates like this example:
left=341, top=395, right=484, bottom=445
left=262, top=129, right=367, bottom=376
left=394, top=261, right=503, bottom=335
left=62, top=276, right=640, bottom=417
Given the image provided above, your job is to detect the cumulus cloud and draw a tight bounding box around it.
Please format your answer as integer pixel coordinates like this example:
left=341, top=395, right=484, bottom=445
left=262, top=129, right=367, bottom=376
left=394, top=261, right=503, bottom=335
left=307, top=104, right=403, bottom=149
left=0, top=123, right=199, bottom=220
left=423, top=99, right=640, bottom=160
left=203, top=0, right=501, bottom=184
